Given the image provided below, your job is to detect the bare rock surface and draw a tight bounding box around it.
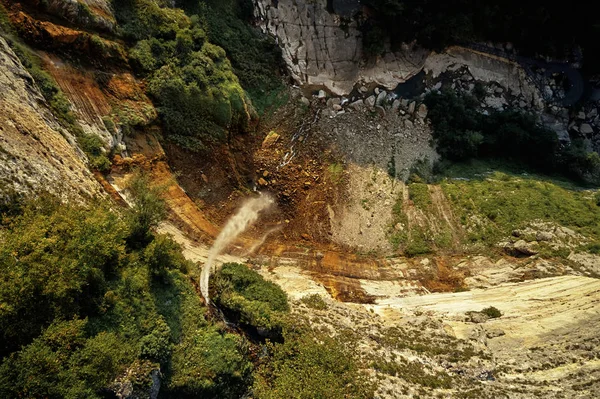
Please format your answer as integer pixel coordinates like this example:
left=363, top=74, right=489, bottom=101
left=0, top=36, right=101, bottom=201
left=254, top=0, right=429, bottom=95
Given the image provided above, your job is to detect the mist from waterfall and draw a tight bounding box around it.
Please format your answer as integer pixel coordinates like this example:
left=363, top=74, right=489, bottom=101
left=200, top=193, right=274, bottom=304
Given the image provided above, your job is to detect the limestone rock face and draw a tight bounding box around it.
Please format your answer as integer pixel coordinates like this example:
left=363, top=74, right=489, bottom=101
left=254, top=0, right=429, bottom=95
left=0, top=36, right=102, bottom=201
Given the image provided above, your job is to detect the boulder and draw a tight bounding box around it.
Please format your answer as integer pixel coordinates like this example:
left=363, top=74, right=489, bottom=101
left=408, top=101, right=416, bottom=114
left=536, top=231, right=555, bottom=242
left=300, top=96, right=310, bottom=107
left=417, top=103, right=428, bottom=119
left=391, top=99, right=401, bottom=110
left=486, top=328, right=506, bottom=338
left=349, top=99, right=364, bottom=110
left=376, top=90, right=387, bottom=106
left=317, top=90, right=326, bottom=99
left=580, top=123, right=594, bottom=135
left=512, top=240, right=539, bottom=256
left=261, top=131, right=280, bottom=149
left=365, top=95, right=376, bottom=107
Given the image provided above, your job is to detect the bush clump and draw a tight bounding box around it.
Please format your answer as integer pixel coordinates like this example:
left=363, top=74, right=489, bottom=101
left=213, top=263, right=289, bottom=334
left=425, top=90, right=600, bottom=184
left=481, top=306, right=502, bottom=318
left=112, top=0, right=254, bottom=152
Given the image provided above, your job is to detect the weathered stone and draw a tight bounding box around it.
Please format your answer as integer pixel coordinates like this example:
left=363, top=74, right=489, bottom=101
left=512, top=240, right=539, bottom=256
left=349, top=99, right=364, bottom=110
left=536, top=231, right=555, bottom=242
left=391, top=99, right=401, bottom=110
left=317, top=90, right=327, bottom=99
left=580, top=123, right=594, bottom=135
left=376, top=90, right=387, bottom=106
left=0, top=36, right=102, bottom=201
left=486, top=328, right=506, bottom=338
left=467, top=311, right=490, bottom=323
left=258, top=177, right=268, bottom=186
left=300, top=96, right=310, bottom=107
left=417, top=103, right=428, bottom=119
left=408, top=101, right=416, bottom=114
left=375, top=105, right=386, bottom=117
left=333, top=104, right=343, bottom=111
left=577, top=111, right=586, bottom=120
left=365, top=95, right=376, bottom=107
left=261, top=131, right=280, bottom=148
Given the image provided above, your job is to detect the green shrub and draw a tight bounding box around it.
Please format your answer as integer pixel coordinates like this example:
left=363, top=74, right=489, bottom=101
left=168, top=328, right=252, bottom=398
left=408, top=182, right=432, bottom=209
left=300, top=294, right=328, bottom=310
left=125, top=172, right=167, bottom=247
left=143, top=234, right=190, bottom=277
left=481, top=306, right=502, bottom=318
left=139, top=317, right=171, bottom=364
left=214, top=263, right=288, bottom=332
left=253, top=330, right=373, bottom=399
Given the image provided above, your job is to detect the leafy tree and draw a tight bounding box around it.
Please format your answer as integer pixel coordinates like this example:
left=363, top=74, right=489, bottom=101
left=213, top=263, right=289, bottom=333
left=253, top=329, right=373, bottom=399
left=125, top=171, right=167, bottom=247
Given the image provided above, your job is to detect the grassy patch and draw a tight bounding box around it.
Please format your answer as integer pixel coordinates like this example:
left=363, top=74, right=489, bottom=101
left=441, top=172, right=600, bottom=246
left=300, top=294, right=328, bottom=310
left=370, top=359, right=452, bottom=389
left=408, top=183, right=432, bottom=210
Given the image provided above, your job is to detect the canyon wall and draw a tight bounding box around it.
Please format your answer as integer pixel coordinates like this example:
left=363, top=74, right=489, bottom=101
left=0, top=36, right=102, bottom=200
left=254, top=0, right=429, bottom=95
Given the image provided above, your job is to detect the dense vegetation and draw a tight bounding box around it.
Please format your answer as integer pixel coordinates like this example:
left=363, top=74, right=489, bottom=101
left=361, top=1, right=600, bottom=72
left=0, top=178, right=371, bottom=397
left=111, top=0, right=284, bottom=152
left=441, top=171, right=600, bottom=248
left=424, top=90, right=600, bottom=185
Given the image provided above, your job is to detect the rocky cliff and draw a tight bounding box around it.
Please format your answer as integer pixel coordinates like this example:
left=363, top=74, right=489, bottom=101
left=0, top=36, right=101, bottom=201
left=254, top=0, right=429, bottom=95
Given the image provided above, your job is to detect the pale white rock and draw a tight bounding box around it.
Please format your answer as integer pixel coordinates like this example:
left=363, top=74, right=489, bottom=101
left=376, top=90, right=387, bottom=106
left=254, top=0, right=429, bottom=95
left=365, top=95, right=376, bottom=107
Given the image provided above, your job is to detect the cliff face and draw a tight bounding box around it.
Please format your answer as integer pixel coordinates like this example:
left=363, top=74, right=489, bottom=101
left=0, top=36, right=101, bottom=201
left=254, top=0, right=429, bottom=95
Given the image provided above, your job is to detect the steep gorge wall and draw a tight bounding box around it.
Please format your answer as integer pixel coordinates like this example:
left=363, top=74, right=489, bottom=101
left=0, top=36, right=102, bottom=200
left=254, top=0, right=429, bottom=95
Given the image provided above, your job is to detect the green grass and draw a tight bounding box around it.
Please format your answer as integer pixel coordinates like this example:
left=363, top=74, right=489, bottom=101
left=408, top=183, right=432, bottom=210
left=441, top=171, right=600, bottom=246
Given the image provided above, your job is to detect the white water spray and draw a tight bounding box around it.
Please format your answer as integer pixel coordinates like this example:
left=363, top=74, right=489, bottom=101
left=200, top=193, right=274, bottom=304
left=242, top=226, right=282, bottom=257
